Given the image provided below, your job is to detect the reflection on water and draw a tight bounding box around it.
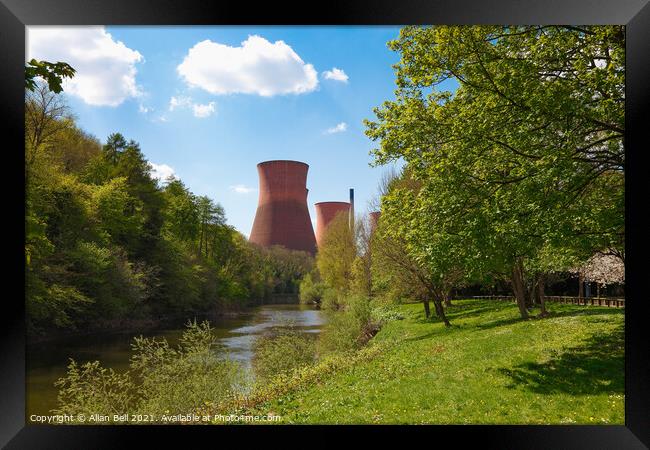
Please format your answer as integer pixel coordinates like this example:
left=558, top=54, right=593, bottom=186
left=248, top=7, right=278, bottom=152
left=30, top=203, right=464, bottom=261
left=26, top=303, right=324, bottom=417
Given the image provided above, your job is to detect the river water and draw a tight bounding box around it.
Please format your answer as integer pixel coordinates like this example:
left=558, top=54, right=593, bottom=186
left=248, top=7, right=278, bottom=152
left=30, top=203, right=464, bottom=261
left=26, top=304, right=325, bottom=417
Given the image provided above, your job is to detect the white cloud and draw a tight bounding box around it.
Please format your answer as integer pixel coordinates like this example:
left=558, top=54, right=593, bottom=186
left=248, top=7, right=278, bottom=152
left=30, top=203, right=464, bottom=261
left=192, top=102, right=216, bottom=118
left=324, top=122, right=348, bottom=134
left=168, top=96, right=216, bottom=118
left=177, top=35, right=318, bottom=97
left=149, top=162, right=176, bottom=182
left=322, top=67, right=349, bottom=83
left=27, top=26, right=143, bottom=106
left=169, top=95, right=192, bottom=111
left=138, top=104, right=152, bottom=114
left=229, top=184, right=256, bottom=194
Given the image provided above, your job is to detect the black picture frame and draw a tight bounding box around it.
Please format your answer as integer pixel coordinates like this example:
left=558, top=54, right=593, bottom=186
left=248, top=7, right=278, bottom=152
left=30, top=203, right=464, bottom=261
left=2, top=0, right=648, bottom=447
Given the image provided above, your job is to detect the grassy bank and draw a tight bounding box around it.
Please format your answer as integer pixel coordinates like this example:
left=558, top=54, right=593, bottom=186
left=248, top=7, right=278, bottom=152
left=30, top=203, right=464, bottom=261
left=228, top=299, right=624, bottom=424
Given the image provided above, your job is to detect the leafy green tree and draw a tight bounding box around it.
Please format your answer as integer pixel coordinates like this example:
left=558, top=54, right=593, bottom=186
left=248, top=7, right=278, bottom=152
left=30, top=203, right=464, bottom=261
left=24, top=92, right=317, bottom=333
left=25, top=59, right=75, bottom=94
left=365, top=26, right=624, bottom=319
left=91, top=177, right=144, bottom=247
left=316, top=211, right=357, bottom=307
left=25, top=85, right=73, bottom=171
left=299, top=270, right=327, bottom=305
left=50, top=125, right=102, bottom=174
left=162, top=179, right=200, bottom=243
left=196, top=195, right=226, bottom=258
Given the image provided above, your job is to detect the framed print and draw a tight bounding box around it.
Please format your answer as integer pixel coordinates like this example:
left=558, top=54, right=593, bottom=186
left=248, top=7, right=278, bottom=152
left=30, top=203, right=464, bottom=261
left=1, top=0, right=649, bottom=447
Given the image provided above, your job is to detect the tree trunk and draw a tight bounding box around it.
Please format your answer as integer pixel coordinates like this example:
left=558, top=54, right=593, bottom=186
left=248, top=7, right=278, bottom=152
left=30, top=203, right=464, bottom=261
left=578, top=273, right=584, bottom=300
left=433, top=299, right=451, bottom=327
left=198, top=234, right=202, bottom=256
left=525, top=278, right=535, bottom=310
left=444, top=290, right=452, bottom=307
left=531, top=275, right=541, bottom=305
left=511, top=259, right=529, bottom=319
left=538, top=274, right=548, bottom=317
left=423, top=299, right=431, bottom=318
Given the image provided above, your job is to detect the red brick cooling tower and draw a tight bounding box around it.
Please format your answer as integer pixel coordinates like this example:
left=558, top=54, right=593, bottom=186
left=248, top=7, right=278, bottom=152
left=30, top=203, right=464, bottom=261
left=249, top=160, right=317, bottom=254
left=314, top=201, right=351, bottom=248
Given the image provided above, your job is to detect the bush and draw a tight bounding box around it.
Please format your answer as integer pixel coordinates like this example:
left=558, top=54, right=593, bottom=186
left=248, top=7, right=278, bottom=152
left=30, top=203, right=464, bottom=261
left=27, top=282, right=92, bottom=331
left=53, top=321, right=244, bottom=420
left=318, top=296, right=380, bottom=354
left=320, top=287, right=344, bottom=311
left=370, top=304, right=405, bottom=324
left=299, top=272, right=326, bottom=305
left=53, top=360, right=134, bottom=417
left=252, top=326, right=317, bottom=384
left=70, top=241, right=149, bottom=319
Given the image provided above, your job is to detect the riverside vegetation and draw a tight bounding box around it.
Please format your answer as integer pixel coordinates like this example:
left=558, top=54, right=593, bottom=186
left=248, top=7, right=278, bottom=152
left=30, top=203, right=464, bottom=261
left=26, top=83, right=313, bottom=336
left=52, top=299, right=623, bottom=424
left=28, top=25, right=625, bottom=425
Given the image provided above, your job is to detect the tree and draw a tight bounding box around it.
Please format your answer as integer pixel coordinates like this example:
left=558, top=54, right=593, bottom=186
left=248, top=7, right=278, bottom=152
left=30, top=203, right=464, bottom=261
left=365, top=26, right=624, bottom=319
left=162, top=179, right=200, bottom=244
left=371, top=173, right=464, bottom=326
left=349, top=214, right=374, bottom=298
left=25, top=84, right=73, bottom=170
left=316, top=211, right=357, bottom=308
left=101, top=134, right=166, bottom=257
left=25, top=59, right=75, bottom=94
left=573, top=251, right=624, bottom=297
left=91, top=177, right=144, bottom=247
left=196, top=196, right=226, bottom=258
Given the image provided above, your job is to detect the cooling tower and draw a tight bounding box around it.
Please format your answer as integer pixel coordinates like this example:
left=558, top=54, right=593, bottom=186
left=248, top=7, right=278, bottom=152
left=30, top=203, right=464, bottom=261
left=315, top=201, right=351, bottom=248
left=249, top=160, right=317, bottom=254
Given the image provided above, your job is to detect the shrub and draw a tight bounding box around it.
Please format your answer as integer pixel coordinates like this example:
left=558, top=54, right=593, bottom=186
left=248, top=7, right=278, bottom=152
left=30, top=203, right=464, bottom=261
left=53, top=321, right=244, bottom=420
left=318, top=296, right=380, bottom=354
left=370, top=304, right=405, bottom=324
left=320, top=287, right=345, bottom=311
left=299, top=272, right=326, bottom=305
left=130, top=321, right=244, bottom=413
left=252, top=326, right=317, bottom=384
left=53, top=360, right=134, bottom=417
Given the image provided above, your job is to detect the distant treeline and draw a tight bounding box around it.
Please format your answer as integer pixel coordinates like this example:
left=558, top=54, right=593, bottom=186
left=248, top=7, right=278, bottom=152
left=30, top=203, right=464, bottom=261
left=25, top=85, right=312, bottom=335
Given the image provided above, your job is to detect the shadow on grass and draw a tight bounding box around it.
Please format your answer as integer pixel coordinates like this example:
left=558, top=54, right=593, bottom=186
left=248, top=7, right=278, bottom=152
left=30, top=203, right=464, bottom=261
left=474, top=304, right=623, bottom=331
left=445, top=303, right=514, bottom=321
left=405, top=328, right=454, bottom=342
left=497, top=326, right=624, bottom=395
left=412, top=301, right=514, bottom=325
left=406, top=300, right=623, bottom=343
left=544, top=307, right=625, bottom=320
left=474, top=316, right=525, bottom=331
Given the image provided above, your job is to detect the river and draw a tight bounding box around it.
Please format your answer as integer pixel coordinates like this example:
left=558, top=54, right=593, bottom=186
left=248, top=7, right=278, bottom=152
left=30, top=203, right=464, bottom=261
left=26, top=303, right=325, bottom=417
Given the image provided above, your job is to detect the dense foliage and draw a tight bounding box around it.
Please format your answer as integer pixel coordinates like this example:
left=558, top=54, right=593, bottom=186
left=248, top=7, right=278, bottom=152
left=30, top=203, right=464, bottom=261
left=54, top=321, right=244, bottom=418
left=252, top=326, right=317, bottom=383
left=25, top=85, right=313, bottom=334
left=365, top=26, right=625, bottom=318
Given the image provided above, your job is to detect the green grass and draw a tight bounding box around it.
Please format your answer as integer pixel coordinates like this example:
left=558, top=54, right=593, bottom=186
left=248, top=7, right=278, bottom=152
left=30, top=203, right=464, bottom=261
left=243, top=299, right=624, bottom=424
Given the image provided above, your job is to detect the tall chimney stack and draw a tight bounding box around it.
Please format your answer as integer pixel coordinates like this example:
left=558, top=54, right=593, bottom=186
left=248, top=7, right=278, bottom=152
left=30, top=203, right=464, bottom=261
left=349, top=188, right=355, bottom=232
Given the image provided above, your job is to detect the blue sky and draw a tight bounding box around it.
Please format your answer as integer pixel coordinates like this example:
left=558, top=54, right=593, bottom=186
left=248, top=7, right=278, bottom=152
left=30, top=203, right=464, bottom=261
left=27, top=26, right=453, bottom=236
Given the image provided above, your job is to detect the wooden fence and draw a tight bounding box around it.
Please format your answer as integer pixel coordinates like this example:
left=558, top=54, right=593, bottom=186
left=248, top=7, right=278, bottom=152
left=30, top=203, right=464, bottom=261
left=470, top=295, right=625, bottom=308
